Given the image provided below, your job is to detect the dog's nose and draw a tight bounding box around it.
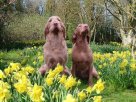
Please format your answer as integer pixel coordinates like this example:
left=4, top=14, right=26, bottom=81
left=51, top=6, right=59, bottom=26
left=54, top=23, right=58, bottom=26
left=84, top=25, right=88, bottom=28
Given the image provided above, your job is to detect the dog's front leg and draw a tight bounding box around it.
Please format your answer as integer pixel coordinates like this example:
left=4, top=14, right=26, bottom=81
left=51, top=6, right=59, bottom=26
left=88, top=65, right=93, bottom=86
left=39, top=64, right=49, bottom=76
left=62, top=66, right=71, bottom=76
left=92, top=66, right=99, bottom=79
left=71, top=63, right=76, bottom=77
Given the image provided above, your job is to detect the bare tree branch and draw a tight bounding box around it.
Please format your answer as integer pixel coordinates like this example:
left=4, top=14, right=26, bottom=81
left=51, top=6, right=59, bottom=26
left=104, top=0, right=121, bottom=22
left=108, top=0, right=136, bottom=20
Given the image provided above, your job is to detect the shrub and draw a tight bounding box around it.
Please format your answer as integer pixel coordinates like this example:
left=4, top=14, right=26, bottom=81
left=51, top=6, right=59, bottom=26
left=5, top=13, right=47, bottom=41
left=91, top=42, right=130, bottom=53
left=0, top=40, right=45, bottom=50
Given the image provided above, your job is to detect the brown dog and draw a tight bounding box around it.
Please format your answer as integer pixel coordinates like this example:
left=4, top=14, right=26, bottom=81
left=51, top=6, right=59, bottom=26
left=39, top=16, right=70, bottom=75
left=71, top=24, right=98, bottom=86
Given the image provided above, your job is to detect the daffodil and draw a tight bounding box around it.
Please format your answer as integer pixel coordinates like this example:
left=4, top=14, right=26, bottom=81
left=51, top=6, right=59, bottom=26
left=14, top=75, right=31, bottom=93
left=78, top=91, right=86, bottom=101
left=4, top=67, right=11, bottom=76
left=101, top=57, right=105, bottom=62
left=0, top=70, right=6, bottom=79
left=0, top=81, right=11, bottom=102
left=13, top=71, right=27, bottom=80
left=38, top=55, right=44, bottom=62
left=24, top=66, right=35, bottom=74
left=37, top=52, right=42, bottom=56
left=86, top=86, right=92, bottom=93
left=45, top=78, right=53, bottom=86
left=93, top=52, right=101, bottom=61
left=103, top=63, right=107, bottom=67
left=29, top=84, right=44, bottom=102
left=54, top=63, right=63, bottom=74
left=47, top=70, right=56, bottom=78
left=33, top=61, right=36, bottom=65
left=119, top=59, right=128, bottom=69
left=109, top=57, right=117, bottom=63
left=14, top=80, right=28, bottom=93
left=59, top=75, right=67, bottom=84
left=9, top=63, right=21, bottom=72
left=98, top=72, right=102, bottom=76
left=77, top=80, right=81, bottom=85
left=130, top=63, right=136, bottom=71
left=63, top=94, right=76, bottom=102
left=64, top=76, right=77, bottom=90
left=47, top=64, right=63, bottom=78
left=93, top=96, right=102, bottom=102
left=4, top=63, right=21, bottom=76
left=93, top=79, right=104, bottom=94
left=98, top=65, right=102, bottom=69
left=0, top=81, right=10, bottom=89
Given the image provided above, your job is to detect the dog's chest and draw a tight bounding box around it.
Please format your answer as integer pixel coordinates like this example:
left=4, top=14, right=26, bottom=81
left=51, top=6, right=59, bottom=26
left=73, top=52, right=92, bottom=63
left=44, top=41, right=67, bottom=57
left=72, top=47, right=92, bottom=62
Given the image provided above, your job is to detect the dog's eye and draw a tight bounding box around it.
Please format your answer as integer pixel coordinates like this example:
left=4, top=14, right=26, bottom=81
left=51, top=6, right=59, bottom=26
left=49, top=19, right=52, bottom=22
left=57, top=18, right=61, bottom=21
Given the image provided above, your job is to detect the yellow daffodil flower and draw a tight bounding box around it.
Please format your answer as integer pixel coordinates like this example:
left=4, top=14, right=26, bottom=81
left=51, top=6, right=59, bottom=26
left=0, top=81, right=11, bottom=102
left=59, top=75, right=67, bottom=84
left=78, top=91, right=86, bottom=101
left=45, top=78, right=53, bottom=86
left=29, top=84, right=44, bottom=102
left=93, top=96, right=102, bottom=102
left=63, top=94, right=76, bottom=102
left=64, top=76, right=77, bottom=90
left=0, top=70, right=6, bottom=79
left=93, top=79, right=105, bottom=94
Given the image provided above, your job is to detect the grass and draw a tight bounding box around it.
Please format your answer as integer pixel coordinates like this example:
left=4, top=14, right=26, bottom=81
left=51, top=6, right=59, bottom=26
left=0, top=50, right=23, bottom=69
left=103, top=89, right=136, bottom=102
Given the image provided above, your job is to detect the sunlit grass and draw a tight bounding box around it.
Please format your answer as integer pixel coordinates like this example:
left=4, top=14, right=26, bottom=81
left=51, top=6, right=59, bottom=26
left=103, top=90, right=136, bottom=102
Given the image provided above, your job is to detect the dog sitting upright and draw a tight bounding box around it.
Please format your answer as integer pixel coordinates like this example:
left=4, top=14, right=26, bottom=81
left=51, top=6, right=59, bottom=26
left=71, top=24, right=98, bottom=86
left=39, top=16, right=70, bottom=75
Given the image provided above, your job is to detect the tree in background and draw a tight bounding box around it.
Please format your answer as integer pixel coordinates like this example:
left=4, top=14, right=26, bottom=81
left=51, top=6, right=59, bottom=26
left=0, top=0, right=16, bottom=47
left=45, top=0, right=56, bottom=16
left=82, top=0, right=105, bottom=42
left=45, top=0, right=115, bottom=42
left=45, top=0, right=81, bottom=40
left=1, top=0, right=135, bottom=55
left=105, top=0, right=136, bottom=59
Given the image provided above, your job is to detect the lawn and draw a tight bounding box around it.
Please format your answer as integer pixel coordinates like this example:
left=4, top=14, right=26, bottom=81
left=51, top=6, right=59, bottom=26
left=103, top=89, right=136, bottom=102
left=0, top=42, right=136, bottom=102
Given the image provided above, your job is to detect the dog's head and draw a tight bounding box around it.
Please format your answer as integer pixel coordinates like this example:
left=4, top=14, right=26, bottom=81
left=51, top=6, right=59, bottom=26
left=44, top=16, right=66, bottom=39
left=72, top=24, right=90, bottom=44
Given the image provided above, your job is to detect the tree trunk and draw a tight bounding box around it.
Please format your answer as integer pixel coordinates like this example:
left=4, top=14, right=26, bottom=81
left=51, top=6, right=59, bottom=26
left=131, top=34, right=136, bottom=59
left=120, top=29, right=133, bottom=46
left=120, top=28, right=136, bottom=59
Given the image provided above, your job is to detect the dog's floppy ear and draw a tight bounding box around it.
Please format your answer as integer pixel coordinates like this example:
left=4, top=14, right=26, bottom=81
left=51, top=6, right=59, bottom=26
left=61, top=22, right=66, bottom=39
left=87, top=34, right=90, bottom=44
left=72, top=30, right=77, bottom=44
left=44, top=23, right=49, bottom=39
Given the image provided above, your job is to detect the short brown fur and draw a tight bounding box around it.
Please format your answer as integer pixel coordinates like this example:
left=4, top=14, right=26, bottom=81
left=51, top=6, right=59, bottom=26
left=39, top=16, right=70, bottom=75
left=71, top=24, right=98, bottom=86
